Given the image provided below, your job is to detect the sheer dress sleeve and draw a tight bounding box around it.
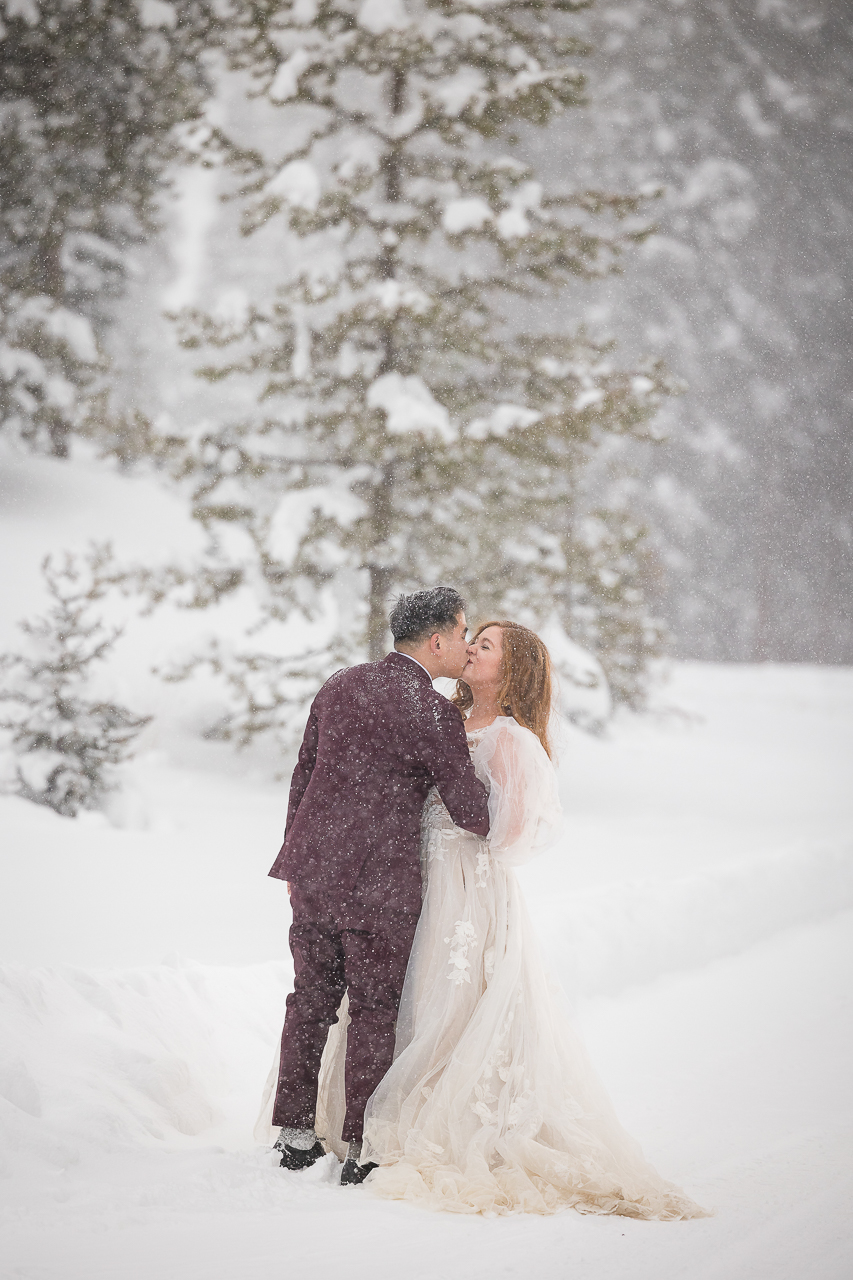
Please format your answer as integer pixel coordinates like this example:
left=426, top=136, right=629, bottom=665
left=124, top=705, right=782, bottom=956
left=473, top=718, right=562, bottom=867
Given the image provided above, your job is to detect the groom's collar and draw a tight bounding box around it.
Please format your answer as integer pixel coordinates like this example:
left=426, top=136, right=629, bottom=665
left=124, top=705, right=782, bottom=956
left=384, top=650, right=434, bottom=684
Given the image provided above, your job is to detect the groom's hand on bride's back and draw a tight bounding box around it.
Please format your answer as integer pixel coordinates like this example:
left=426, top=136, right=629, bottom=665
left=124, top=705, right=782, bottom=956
left=423, top=698, right=490, bottom=839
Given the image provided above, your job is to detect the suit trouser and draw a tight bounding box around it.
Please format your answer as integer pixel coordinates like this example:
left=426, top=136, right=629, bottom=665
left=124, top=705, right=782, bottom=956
left=272, top=884, right=420, bottom=1143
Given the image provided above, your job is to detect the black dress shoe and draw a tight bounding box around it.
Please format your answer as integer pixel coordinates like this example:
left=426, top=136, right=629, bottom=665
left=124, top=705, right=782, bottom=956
left=277, top=1139, right=326, bottom=1171
left=340, top=1156, right=378, bottom=1186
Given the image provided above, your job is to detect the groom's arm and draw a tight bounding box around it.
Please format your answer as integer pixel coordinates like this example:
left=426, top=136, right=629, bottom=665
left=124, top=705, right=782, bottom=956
left=284, top=707, right=320, bottom=839
left=423, top=698, right=490, bottom=838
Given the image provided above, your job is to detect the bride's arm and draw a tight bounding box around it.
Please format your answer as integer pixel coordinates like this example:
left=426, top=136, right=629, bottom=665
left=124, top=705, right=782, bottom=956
left=477, top=722, right=562, bottom=866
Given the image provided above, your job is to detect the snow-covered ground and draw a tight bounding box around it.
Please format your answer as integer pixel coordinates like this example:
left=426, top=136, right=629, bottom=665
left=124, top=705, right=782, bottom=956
left=1, top=447, right=852, bottom=1278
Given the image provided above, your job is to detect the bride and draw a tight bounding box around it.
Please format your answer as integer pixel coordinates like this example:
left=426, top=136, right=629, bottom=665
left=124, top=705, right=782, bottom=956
left=314, top=621, right=707, bottom=1218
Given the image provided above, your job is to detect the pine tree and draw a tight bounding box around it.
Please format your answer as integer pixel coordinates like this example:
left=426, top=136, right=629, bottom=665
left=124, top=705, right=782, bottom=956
left=0, top=547, right=150, bottom=816
left=152, top=0, right=675, bottom=746
left=0, top=0, right=219, bottom=455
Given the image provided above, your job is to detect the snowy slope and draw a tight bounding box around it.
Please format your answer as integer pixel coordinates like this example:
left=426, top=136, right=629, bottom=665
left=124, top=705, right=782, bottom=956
left=1, top=448, right=852, bottom=1277
left=1, top=918, right=850, bottom=1280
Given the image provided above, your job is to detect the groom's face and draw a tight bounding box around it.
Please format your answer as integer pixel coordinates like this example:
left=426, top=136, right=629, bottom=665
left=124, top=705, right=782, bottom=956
left=433, top=611, right=471, bottom=679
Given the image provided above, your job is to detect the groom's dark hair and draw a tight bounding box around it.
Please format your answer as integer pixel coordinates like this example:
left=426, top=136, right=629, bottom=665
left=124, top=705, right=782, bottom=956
left=390, top=587, right=466, bottom=646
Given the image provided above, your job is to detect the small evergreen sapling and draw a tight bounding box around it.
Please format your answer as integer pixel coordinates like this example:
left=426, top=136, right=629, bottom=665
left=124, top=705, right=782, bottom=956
left=0, top=547, right=150, bottom=817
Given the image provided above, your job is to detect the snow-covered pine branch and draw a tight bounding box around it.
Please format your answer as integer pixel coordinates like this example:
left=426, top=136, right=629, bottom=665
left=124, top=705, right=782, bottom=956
left=0, top=547, right=150, bottom=817
left=157, top=634, right=352, bottom=765
left=148, top=0, right=675, bottom=749
left=0, top=287, right=102, bottom=456
left=0, top=0, right=220, bottom=457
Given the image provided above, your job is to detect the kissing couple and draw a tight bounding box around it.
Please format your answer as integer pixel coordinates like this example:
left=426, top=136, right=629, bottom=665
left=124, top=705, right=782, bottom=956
left=256, top=586, right=705, bottom=1218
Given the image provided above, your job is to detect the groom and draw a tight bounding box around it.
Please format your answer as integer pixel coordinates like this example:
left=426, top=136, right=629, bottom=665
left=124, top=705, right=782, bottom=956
left=267, top=586, right=490, bottom=1184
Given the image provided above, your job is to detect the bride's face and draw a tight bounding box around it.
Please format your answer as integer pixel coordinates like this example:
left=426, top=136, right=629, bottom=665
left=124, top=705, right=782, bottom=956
left=462, top=626, right=503, bottom=690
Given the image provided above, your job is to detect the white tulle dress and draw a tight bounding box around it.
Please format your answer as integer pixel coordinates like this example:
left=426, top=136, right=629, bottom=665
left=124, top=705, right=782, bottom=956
left=297, top=717, right=707, bottom=1218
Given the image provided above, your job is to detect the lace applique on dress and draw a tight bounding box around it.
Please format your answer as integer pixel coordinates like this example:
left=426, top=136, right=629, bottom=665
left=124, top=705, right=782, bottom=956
left=445, top=918, right=477, bottom=984
left=470, top=1000, right=538, bottom=1132
left=474, top=846, right=491, bottom=887
left=422, top=788, right=452, bottom=864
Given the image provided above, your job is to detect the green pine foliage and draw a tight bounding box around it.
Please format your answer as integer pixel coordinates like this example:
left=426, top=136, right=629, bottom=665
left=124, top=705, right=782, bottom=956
left=0, top=0, right=217, bottom=455
left=150, top=0, right=675, bottom=743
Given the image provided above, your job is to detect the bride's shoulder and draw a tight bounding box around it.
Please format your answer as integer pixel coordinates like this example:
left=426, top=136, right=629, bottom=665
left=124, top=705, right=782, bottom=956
left=480, top=717, right=553, bottom=767
left=487, top=715, right=532, bottom=738
left=479, top=716, right=538, bottom=753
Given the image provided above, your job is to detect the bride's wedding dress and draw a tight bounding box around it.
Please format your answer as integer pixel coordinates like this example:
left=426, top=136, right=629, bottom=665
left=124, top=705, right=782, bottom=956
left=256, top=716, right=707, bottom=1217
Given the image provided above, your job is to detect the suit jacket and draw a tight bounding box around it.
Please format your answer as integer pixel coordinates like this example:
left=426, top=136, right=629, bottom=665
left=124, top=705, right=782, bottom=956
left=269, top=651, right=490, bottom=913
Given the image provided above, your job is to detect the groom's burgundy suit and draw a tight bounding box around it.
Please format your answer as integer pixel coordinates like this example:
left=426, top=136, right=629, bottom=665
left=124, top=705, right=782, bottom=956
left=268, top=651, right=490, bottom=1142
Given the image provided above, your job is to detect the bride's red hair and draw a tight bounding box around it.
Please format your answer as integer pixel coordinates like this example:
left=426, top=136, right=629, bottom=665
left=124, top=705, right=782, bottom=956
left=452, top=621, right=553, bottom=759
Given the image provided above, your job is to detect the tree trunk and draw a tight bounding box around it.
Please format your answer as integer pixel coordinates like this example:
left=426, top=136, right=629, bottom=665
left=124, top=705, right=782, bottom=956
left=363, top=66, right=408, bottom=662
left=367, top=564, right=394, bottom=661
left=34, top=221, right=74, bottom=457
left=366, top=460, right=395, bottom=659
left=32, top=222, right=65, bottom=302
left=47, top=410, right=70, bottom=459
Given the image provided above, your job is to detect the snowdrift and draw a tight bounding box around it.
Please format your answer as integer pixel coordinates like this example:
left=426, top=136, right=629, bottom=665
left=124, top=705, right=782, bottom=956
left=0, top=960, right=291, bottom=1179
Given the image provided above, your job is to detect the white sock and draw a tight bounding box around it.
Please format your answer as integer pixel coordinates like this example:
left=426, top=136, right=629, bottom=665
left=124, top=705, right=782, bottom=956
left=347, top=1139, right=364, bottom=1164
left=278, top=1126, right=317, bottom=1151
